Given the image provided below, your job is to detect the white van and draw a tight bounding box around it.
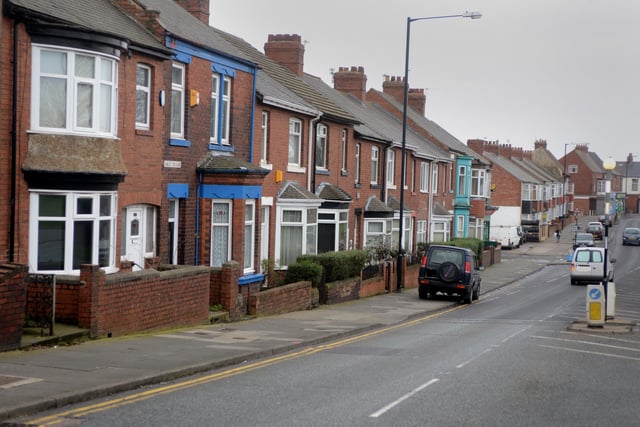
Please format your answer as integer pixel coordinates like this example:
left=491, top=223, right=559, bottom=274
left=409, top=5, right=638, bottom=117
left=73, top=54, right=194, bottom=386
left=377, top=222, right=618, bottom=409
left=493, top=226, right=520, bottom=249
left=570, top=247, right=615, bottom=285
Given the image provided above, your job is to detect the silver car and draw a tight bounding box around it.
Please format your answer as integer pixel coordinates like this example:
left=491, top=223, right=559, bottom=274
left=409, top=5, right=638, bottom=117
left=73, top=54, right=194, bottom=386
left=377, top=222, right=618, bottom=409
left=570, top=247, right=615, bottom=285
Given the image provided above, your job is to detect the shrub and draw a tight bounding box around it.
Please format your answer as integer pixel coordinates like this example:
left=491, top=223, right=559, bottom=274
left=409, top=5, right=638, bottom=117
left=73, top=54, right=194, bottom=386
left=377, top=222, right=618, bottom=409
left=298, top=250, right=367, bottom=283
left=445, top=238, right=484, bottom=259
left=284, top=259, right=323, bottom=288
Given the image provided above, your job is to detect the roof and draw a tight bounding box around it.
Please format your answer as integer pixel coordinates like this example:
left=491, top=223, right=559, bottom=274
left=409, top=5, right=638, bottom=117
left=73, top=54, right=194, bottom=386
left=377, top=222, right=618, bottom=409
left=364, top=196, right=394, bottom=214
left=368, top=89, right=489, bottom=165
left=316, top=183, right=352, bottom=202
left=6, top=0, right=168, bottom=55
left=214, top=29, right=359, bottom=124
left=303, top=74, right=450, bottom=161
left=136, top=0, right=254, bottom=64
left=197, top=153, right=269, bottom=175
left=482, top=152, right=540, bottom=183
left=616, top=161, right=640, bottom=177
left=277, top=181, right=321, bottom=201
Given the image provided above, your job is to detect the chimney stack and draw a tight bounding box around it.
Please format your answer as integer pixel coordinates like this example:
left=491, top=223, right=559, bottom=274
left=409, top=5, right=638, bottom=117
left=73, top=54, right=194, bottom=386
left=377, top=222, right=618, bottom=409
left=174, top=0, right=209, bottom=25
left=382, top=75, right=405, bottom=103
left=264, top=34, right=305, bottom=77
left=408, top=88, right=426, bottom=116
left=333, top=66, right=367, bottom=101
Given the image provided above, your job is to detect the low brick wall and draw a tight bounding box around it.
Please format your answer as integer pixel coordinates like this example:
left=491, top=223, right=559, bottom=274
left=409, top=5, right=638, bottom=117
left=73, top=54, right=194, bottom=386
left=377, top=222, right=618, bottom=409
left=321, top=278, right=360, bottom=305
left=53, top=264, right=211, bottom=338
left=249, top=281, right=318, bottom=317
left=0, top=264, right=28, bottom=352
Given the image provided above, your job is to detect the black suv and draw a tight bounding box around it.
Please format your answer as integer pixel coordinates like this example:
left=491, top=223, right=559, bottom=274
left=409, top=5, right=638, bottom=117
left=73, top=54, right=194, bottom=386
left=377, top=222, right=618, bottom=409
left=418, top=245, right=481, bottom=304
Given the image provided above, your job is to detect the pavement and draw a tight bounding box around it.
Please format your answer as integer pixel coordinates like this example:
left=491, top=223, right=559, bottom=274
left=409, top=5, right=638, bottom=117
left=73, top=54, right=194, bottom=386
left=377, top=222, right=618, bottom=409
left=0, top=219, right=635, bottom=422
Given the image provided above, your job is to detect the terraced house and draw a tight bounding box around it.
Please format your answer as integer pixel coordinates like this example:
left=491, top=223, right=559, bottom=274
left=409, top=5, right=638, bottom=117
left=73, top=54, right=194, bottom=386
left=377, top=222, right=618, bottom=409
left=1, top=0, right=494, bottom=283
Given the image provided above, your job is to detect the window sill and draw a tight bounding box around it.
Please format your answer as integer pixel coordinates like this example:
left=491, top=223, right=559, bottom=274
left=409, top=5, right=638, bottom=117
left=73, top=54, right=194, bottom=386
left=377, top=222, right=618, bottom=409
left=260, top=161, right=273, bottom=170
left=316, top=168, right=330, bottom=176
left=209, top=143, right=234, bottom=152
left=135, top=128, right=153, bottom=137
left=169, top=138, right=191, bottom=147
left=287, top=165, right=306, bottom=174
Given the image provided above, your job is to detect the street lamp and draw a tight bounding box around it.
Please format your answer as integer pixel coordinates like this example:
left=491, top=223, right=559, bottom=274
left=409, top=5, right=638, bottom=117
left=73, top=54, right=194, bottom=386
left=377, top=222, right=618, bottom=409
left=396, top=11, right=482, bottom=293
left=602, top=156, right=616, bottom=319
left=562, top=143, right=578, bottom=229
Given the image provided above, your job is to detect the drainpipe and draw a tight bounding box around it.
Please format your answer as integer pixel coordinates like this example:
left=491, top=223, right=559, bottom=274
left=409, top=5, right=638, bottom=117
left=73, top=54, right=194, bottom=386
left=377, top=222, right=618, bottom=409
left=195, top=171, right=202, bottom=265
left=9, top=22, right=18, bottom=262
left=306, top=112, right=321, bottom=192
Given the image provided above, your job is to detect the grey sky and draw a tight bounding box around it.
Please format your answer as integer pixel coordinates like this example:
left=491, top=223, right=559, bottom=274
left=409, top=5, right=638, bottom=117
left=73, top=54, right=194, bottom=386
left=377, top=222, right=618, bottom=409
left=211, top=0, right=640, bottom=163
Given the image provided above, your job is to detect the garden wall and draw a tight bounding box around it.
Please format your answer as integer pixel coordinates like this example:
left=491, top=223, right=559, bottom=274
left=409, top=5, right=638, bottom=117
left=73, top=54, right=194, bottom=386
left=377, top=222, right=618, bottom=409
left=249, top=281, right=318, bottom=317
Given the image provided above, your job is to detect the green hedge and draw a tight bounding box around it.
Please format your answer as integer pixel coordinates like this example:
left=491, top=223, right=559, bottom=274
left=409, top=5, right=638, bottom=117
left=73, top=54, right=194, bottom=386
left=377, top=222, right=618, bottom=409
left=298, top=250, right=368, bottom=283
left=284, top=259, right=323, bottom=288
left=430, top=238, right=484, bottom=259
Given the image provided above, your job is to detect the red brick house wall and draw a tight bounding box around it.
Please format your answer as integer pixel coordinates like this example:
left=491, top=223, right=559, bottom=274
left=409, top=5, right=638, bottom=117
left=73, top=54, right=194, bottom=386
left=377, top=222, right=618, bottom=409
left=0, top=264, right=28, bottom=351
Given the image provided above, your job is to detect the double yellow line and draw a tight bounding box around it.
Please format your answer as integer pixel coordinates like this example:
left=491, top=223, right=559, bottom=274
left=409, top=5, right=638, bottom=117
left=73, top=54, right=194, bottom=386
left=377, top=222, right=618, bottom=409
left=29, top=306, right=460, bottom=426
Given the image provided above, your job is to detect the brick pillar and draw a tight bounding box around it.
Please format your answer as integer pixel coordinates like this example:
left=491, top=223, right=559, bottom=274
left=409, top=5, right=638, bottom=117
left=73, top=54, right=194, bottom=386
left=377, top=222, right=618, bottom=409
left=78, top=264, right=103, bottom=337
left=220, top=261, right=241, bottom=320
left=0, top=264, right=28, bottom=352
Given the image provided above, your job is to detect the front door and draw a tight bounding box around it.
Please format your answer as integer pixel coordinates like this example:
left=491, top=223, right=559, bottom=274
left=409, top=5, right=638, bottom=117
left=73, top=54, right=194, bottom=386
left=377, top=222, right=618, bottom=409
left=124, top=206, right=145, bottom=270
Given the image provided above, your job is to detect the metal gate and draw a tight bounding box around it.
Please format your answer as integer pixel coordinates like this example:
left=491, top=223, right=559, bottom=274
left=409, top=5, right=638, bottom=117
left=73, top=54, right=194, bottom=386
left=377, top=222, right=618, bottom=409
left=24, top=274, right=56, bottom=337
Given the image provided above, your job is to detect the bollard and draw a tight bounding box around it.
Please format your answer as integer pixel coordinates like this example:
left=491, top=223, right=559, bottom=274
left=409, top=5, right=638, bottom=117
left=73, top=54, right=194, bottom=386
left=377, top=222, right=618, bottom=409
left=586, top=284, right=605, bottom=327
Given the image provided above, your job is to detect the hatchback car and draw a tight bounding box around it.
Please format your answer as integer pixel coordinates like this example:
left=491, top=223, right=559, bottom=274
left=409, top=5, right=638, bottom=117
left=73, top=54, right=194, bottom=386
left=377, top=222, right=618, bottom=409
left=573, top=232, right=595, bottom=250
left=622, top=227, right=640, bottom=246
left=418, top=245, right=481, bottom=304
left=586, top=222, right=604, bottom=240
left=570, top=247, right=615, bottom=285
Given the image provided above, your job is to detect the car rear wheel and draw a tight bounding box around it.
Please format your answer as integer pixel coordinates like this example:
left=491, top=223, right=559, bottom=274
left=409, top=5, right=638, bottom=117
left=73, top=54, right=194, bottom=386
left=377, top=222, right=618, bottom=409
left=472, top=284, right=480, bottom=300
left=418, top=286, right=430, bottom=300
left=462, top=288, right=473, bottom=304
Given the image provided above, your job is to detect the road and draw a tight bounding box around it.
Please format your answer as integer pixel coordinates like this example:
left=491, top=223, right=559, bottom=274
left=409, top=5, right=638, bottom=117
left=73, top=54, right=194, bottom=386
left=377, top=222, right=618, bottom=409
left=15, top=244, right=640, bottom=427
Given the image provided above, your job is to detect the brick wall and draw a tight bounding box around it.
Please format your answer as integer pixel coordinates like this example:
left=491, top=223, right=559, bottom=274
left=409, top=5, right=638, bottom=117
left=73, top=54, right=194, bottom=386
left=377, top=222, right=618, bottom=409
left=249, top=281, right=318, bottom=317
left=72, top=265, right=211, bottom=338
left=0, top=264, right=28, bottom=352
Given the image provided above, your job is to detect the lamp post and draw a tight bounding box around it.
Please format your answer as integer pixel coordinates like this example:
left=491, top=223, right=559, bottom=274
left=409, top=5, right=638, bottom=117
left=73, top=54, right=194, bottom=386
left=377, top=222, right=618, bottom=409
left=396, top=11, right=482, bottom=293
left=562, top=143, right=577, bottom=229
left=602, top=156, right=616, bottom=318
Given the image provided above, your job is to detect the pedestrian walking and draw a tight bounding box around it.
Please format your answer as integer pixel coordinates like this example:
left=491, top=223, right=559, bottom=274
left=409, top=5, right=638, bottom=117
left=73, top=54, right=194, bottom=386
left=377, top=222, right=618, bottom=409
left=555, top=229, right=561, bottom=243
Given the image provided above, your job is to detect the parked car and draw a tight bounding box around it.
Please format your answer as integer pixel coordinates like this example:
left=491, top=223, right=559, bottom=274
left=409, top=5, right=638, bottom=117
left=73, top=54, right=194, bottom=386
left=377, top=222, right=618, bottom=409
left=418, top=245, right=481, bottom=304
left=570, top=247, right=615, bottom=285
left=622, top=227, right=640, bottom=246
left=586, top=222, right=604, bottom=240
left=573, top=232, right=595, bottom=250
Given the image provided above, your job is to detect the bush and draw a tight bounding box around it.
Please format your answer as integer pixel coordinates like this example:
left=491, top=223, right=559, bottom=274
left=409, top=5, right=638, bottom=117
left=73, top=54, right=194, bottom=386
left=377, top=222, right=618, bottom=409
left=298, top=250, right=367, bottom=283
left=445, top=238, right=484, bottom=259
left=284, top=259, right=323, bottom=288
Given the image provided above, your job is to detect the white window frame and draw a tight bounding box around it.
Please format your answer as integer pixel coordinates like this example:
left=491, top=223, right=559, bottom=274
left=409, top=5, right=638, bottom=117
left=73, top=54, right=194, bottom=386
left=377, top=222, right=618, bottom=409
left=364, top=219, right=392, bottom=249
left=211, top=200, right=232, bottom=267
left=355, top=143, right=361, bottom=185
left=210, top=74, right=231, bottom=146
left=168, top=199, right=179, bottom=264
left=456, top=215, right=465, bottom=238
left=136, top=64, right=151, bottom=130
left=371, top=146, right=379, bottom=185
left=457, top=165, right=467, bottom=196
left=431, top=163, right=439, bottom=193
left=568, top=164, right=578, bottom=174
left=341, top=129, right=348, bottom=173
left=315, top=124, right=328, bottom=169
left=275, top=205, right=317, bottom=268
left=29, top=191, right=117, bottom=275
left=288, top=118, right=302, bottom=167
left=430, top=220, right=450, bottom=243
left=32, top=45, right=118, bottom=136
left=420, top=162, right=429, bottom=193
left=244, top=200, right=256, bottom=274
left=260, top=111, right=269, bottom=165
left=386, top=148, right=396, bottom=188
left=417, top=220, right=427, bottom=244
left=171, top=62, right=185, bottom=138
left=471, top=169, right=486, bottom=197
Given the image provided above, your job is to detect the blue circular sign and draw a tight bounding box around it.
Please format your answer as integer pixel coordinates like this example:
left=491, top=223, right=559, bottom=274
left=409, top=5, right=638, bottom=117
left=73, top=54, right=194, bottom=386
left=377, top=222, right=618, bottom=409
left=589, top=288, right=601, bottom=300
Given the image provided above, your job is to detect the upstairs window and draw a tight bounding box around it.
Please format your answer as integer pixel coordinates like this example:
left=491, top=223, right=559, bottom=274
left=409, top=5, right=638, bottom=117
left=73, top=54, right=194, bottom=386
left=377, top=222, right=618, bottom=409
left=32, top=46, right=118, bottom=136
left=471, top=169, right=486, bottom=197
left=315, top=124, right=328, bottom=169
left=386, top=149, right=395, bottom=187
left=171, top=63, right=185, bottom=138
left=457, top=165, right=467, bottom=196
left=136, top=64, right=151, bottom=130
left=371, top=146, right=379, bottom=185
left=288, top=118, right=302, bottom=166
left=420, top=162, right=429, bottom=193
left=210, top=73, right=231, bottom=145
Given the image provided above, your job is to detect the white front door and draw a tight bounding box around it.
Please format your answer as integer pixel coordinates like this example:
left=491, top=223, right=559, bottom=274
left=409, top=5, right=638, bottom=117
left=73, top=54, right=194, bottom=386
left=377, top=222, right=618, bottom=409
left=124, top=206, right=145, bottom=271
left=260, top=206, right=270, bottom=272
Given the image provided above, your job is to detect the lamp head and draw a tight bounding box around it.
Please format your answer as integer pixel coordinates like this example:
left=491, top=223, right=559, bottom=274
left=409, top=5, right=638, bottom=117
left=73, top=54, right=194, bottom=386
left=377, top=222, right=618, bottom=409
left=603, top=156, right=616, bottom=171
left=463, top=11, right=482, bottom=19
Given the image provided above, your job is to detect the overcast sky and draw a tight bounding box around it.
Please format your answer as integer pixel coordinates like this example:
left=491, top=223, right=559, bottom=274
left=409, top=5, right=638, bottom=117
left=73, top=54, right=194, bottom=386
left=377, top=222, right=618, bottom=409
left=211, top=0, right=640, bottom=163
